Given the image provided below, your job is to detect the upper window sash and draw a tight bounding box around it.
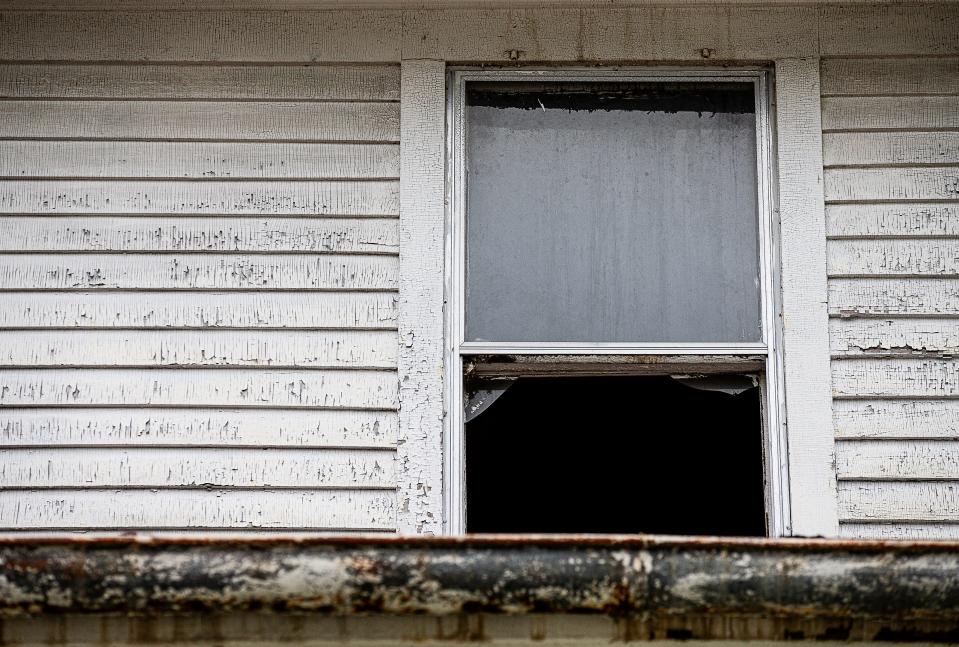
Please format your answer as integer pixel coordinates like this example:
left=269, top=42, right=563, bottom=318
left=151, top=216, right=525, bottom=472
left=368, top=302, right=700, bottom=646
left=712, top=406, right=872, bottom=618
left=448, top=68, right=777, bottom=356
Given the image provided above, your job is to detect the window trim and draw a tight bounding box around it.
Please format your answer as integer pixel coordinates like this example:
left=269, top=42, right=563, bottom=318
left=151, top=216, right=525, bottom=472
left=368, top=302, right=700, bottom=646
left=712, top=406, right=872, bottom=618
left=444, top=67, right=790, bottom=536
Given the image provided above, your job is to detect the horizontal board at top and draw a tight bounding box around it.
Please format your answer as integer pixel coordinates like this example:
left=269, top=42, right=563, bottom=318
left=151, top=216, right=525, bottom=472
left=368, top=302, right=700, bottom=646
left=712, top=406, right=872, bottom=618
left=829, top=318, right=959, bottom=356
left=820, top=58, right=959, bottom=96
left=0, top=63, right=400, bottom=101
left=0, top=369, right=398, bottom=409
left=840, top=522, right=959, bottom=540
left=818, top=5, right=959, bottom=57
left=0, top=330, right=397, bottom=368
left=834, top=399, right=959, bottom=439
left=0, top=489, right=396, bottom=530
left=0, top=141, right=399, bottom=179
left=828, top=278, right=959, bottom=317
left=0, top=254, right=398, bottom=290
left=0, top=408, right=397, bottom=448
left=1, top=217, right=398, bottom=253
left=832, top=357, right=959, bottom=398
left=837, top=440, right=959, bottom=480
left=825, top=167, right=959, bottom=202
left=839, top=481, right=959, bottom=522
left=827, top=204, right=959, bottom=238
left=823, top=132, right=959, bottom=166
left=0, top=447, right=395, bottom=488
left=0, top=180, right=399, bottom=215
left=821, top=96, right=959, bottom=131
left=827, top=239, right=959, bottom=277
left=0, top=11, right=402, bottom=62
left=0, top=101, right=399, bottom=141
left=0, top=291, right=397, bottom=329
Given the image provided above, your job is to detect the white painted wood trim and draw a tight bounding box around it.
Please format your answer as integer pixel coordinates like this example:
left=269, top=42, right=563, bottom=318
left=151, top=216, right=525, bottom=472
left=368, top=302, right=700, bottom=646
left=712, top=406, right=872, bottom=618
left=774, top=58, right=839, bottom=537
left=397, top=59, right=446, bottom=535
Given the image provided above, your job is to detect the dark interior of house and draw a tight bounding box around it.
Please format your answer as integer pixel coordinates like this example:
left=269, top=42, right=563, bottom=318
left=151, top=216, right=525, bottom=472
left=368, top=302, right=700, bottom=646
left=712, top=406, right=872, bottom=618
left=465, top=374, right=767, bottom=536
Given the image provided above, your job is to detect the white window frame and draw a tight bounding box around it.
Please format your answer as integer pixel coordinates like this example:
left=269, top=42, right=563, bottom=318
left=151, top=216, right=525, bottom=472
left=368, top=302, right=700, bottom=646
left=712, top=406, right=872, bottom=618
left=443, top=67, right=790, bottom=536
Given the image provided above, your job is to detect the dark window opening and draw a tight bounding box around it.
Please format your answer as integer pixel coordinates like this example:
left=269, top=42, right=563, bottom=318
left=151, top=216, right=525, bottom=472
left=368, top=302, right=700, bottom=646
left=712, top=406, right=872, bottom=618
left=465, top=375, right=767, bottom=536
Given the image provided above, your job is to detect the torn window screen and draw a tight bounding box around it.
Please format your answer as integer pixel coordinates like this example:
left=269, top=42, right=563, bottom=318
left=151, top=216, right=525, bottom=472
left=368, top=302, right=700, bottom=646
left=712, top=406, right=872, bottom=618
left=465, top=81, right=762, bottom=343
left=465, top=375, right=766, bottom=536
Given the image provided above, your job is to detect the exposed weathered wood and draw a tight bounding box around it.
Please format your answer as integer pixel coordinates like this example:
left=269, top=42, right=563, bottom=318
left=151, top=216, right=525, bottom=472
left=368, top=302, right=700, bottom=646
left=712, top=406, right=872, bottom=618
left=775, top=58, right=838, bottom=537
left=829, top=278, right=959, bottom=317
left=0, top=100, right=399, bottom=142
left=834, top=399, right=959, bottom=439
left=0, top=254, right=398, bottom=290
left=0, top=447, right=396, bottom=488
left=829, top=318, right=959, bottom=356
left=0, top=217, right=398, bottom=253
left=840, top=522, right=959, bottom=540
left=0, top=330, right=397, bottom=368
left=0, top=369, right=398, bottom=409
left=468, top=354, right=765, bottom=378
left=0, top=408, right=398, bottom=448
left=821, top=96, right=959, bottom=131
left=820, top=57, right=959, bottom=96
left=827, top=204, right=959, bottom=238
left=832, top=358, right=959, bottom=398
left=0, top=291, right=397, bottom=329
left=0, top=141, right=399, bottom=179
left=0, top=11, right=403, bottom=62
left=825, top=167, right=959, bottom=202
left=823, top=132, right=959, bottom=168
left=837, top=440, right=959, bottom=481
left=819, top=5, right=959, bottom=57
left=839, top=481, right=959, bottom=522
left=828, top=240, right=959, bottom=277
left=0, top=489, right=397, bottom=529
left=0, top=180, right=398, bottom=215
left=0, top=63, right=400, bottom=100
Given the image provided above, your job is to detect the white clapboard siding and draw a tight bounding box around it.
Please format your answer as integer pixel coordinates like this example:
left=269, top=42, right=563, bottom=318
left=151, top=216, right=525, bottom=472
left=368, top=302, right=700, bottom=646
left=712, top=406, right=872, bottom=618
left=829, top=278, right=959, bottom=317
left=0, top=254, right=398, bottom=290
left=1, top=217, right=398, bottom=253
left=0, top=447, right=395, bottom=488
left=832, top=358, right=959, bottom=398
left=0, top=57, right=401, bottom=530
left=0, top=101, right=399, bottom=141
left=828, top=240, right=959, bottom=277
left=834, top=399, right=959, bottom=439
left=0, top=408, right=398, bottom=448
left=0, top=181, right=398, bottom=215
left=0, top=291, right=397, bottom=329
left=825, top=168, right=959, bottom=202
left=0, top=141, right=399, bottom=179
left=839, top=481, right=959, bottom=522
left=837, top=440, right=959, bottom=480
left=840, top=523, right=959, bottom=539
left=0, top=330, right=397, bottom=368
left=0, top=11, right=402, bottom=62
left=821, top=96, right=959, bottom=131
left=0, top=63, right=400, bottom=100
left=830, top=318, right=959, bottom=356
left=0, top=369, right=397, bottom=409
left=0, top=489, right=397, bottom=530
left=821, top=58, right=959, bottom=96
left=823, top=132, right=959, bottom=167
left=827, top=204, right=959, bottom=238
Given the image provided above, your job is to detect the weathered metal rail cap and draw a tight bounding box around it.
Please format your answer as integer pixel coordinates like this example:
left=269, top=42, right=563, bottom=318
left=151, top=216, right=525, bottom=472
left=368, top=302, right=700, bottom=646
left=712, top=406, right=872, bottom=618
left=2, top=535, right=959, bottom=643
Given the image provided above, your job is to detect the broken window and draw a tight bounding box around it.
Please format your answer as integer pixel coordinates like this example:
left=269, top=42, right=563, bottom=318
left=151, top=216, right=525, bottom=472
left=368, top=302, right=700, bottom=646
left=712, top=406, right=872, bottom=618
left=448, top=71, right=783, bottom=536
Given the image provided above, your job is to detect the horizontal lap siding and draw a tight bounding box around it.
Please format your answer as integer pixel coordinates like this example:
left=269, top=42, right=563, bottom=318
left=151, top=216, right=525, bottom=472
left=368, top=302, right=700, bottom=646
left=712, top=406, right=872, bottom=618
left=0, top=60, right=400, bottom=531
left=823, top=56, right=959, bottom=539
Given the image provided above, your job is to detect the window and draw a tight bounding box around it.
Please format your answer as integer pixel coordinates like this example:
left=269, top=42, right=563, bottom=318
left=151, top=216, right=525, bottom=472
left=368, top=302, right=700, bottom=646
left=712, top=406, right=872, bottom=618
left=446, top=69, right=786, bottom=536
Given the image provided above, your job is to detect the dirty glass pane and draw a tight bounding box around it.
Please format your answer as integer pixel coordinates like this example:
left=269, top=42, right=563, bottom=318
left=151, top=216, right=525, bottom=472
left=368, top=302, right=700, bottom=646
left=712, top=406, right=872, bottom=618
left=464, top=81, right=762, bottom=343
